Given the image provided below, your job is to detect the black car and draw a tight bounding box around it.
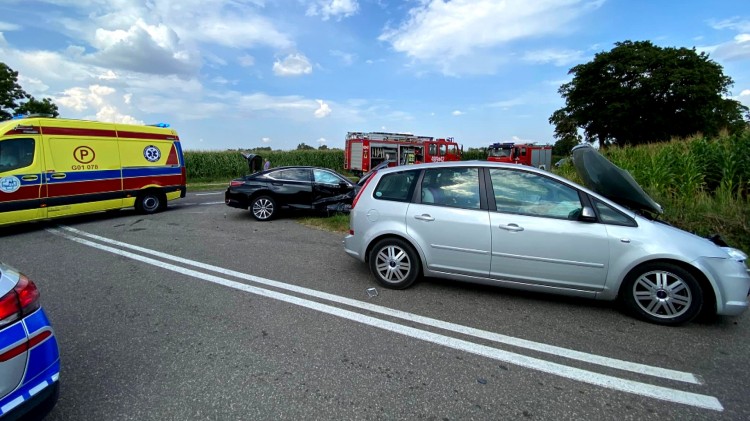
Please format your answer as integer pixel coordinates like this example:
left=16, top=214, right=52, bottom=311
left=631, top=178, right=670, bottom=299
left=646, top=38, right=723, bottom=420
left=225, top=166, right=356, bottom=221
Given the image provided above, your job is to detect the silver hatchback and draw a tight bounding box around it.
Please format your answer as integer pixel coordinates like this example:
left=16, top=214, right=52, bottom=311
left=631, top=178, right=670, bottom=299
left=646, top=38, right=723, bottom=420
left=343, top=148, right=750, bottom=326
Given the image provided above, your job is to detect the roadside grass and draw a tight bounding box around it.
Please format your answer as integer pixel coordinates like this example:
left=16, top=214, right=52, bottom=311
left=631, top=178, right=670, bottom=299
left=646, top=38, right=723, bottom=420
left=297, top=213, right=350, bottom=233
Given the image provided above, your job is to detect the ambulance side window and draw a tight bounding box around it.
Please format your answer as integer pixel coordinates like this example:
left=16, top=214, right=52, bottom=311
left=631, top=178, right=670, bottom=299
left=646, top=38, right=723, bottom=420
left=0, top=138, right=35, bottom=173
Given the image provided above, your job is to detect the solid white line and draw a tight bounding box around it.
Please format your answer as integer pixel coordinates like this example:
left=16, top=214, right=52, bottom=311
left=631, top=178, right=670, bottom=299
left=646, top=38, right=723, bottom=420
left=195, top=192, right=222, bottom=196
left=49, top=228, right=723, bottom=411
left=57, top=225, right=701, bottom=385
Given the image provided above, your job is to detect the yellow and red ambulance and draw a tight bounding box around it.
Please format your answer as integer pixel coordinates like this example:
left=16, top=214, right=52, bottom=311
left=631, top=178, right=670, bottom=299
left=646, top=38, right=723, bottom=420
left=0, top=116, right=186, bottom=227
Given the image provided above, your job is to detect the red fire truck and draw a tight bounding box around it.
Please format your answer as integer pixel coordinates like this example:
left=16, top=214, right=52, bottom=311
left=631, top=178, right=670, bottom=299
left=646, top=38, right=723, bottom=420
left=487, top=142, right=552, bottom=170
left=344, top=131, right=462, bottom=175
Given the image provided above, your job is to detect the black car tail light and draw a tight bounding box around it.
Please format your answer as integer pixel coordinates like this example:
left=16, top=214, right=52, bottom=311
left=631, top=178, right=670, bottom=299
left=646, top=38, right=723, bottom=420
left=230, top=180, right=244, bottom=187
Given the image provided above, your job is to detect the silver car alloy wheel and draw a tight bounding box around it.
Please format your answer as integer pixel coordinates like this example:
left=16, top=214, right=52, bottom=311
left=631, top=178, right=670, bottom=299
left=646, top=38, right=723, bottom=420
left=632, top=270, right=692, bottom=319
left=252, top=198, right=274, bottom=220
left=374, top=245, right=412, bottom=283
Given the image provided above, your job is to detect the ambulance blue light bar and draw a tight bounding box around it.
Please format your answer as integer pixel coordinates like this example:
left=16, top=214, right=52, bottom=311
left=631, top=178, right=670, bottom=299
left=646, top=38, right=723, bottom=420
left=149, top=123, right=170, bottom=128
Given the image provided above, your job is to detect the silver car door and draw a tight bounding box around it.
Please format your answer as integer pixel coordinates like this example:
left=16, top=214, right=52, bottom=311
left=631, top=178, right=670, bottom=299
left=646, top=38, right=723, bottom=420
left=487, top=168, right=610, bottom=292
left=406, top=167, right=491, bottom=277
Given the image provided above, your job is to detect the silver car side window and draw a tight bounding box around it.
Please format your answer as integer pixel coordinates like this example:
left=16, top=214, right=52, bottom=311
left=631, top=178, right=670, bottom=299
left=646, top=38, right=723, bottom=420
left=420, top=167, right=480, bottom=210
left=373, top=170, right=419, bottom=202
left=489, top=169, right=582, bottom=219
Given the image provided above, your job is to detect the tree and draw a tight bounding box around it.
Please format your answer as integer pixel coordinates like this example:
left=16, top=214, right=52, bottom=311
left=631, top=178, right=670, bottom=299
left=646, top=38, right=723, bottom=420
left=0, top=63, right=59, bottom=120
left=550, top=41, right=749, bottom=147
left=549, top=109, right=582, bottom=156
left=318, top=144, right=329, bottom=150
left=15, top=97, right=59, bottom=117
left=296, top=142, right=314, bottom=150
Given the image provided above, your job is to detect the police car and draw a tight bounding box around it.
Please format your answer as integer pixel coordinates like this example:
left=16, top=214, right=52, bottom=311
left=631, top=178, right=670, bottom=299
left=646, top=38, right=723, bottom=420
left=0, top=262, right=60, bottom=419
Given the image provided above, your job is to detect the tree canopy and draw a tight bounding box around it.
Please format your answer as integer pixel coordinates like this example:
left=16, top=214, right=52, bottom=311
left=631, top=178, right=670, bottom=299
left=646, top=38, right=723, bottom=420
left=550, top=41, right=749, bottom=147
left=0, top=63, right=59, bottom=120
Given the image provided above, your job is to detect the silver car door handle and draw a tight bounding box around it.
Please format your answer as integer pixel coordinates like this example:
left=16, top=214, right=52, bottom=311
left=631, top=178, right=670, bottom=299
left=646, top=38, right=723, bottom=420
left=499, top=223, right=524, bottom=232
left=414, top=214, right=435, bottom=221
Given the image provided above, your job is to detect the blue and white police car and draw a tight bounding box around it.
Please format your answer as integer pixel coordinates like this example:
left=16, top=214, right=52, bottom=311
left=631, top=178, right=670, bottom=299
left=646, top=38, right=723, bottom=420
left=0, top=262, right=60, bottom=420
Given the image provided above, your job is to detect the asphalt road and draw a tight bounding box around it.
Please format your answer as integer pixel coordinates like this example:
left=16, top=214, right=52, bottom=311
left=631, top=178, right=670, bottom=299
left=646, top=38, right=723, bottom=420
left=1, top=190, right=749, bottom=420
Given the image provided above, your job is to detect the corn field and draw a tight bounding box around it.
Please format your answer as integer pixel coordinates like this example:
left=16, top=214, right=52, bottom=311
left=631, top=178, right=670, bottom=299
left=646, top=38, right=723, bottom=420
left=185, top=132, right=749, bottom=251
left=554, top=131, right=750, bottom=252
left=184, top=149, right=346, bottom=181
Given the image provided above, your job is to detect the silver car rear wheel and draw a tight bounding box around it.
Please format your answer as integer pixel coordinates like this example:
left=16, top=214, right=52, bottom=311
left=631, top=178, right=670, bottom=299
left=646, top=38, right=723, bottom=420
left=251, top=196, right=276, bottom=221
left=622, top=263, right=703, bottom=325
left=369, top=238, right=420, bottom=289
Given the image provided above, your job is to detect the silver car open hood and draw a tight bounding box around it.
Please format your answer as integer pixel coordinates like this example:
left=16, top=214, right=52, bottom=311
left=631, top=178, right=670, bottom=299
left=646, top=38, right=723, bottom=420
left=571, top=144, right=663, bottom=215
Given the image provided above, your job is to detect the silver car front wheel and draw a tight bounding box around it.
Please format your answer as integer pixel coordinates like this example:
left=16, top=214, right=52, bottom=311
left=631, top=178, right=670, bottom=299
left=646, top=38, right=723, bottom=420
left=369, top=238, right=420, bottom=289
left=622, top=263, right=703, bottom=325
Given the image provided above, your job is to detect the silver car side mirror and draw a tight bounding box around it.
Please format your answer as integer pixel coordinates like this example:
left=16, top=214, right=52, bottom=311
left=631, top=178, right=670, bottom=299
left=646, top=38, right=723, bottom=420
left=580, top=206, right=597, bottom=222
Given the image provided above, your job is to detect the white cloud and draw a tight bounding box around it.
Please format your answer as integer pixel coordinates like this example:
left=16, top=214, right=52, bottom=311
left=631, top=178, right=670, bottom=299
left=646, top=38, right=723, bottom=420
left=239, top=55, right=256, bottom=67
left=88, top=19, right=197, bottom=76
left=452, top=110, right=464, bottom=116
left=314, top=100, right=332, bottom=118
left=330, top=50, right=356, bottom=66
left=379, top=0, right=603, bottom=74
left=55, top=84, right=141, bottom=124
left=273, top=53, right=313, bottom=76
left=0, top=21, right=21, bottom=31
left=307, top=0, right=360, bottom=21
left=262, top=137, right=271, bottom=143
left=522, top=49, right=585, bottom=66
left=17, top=75, right=50, bottom=95
left=709, top=18, right=750, bottom=32
left=98, top=70, right=118, bottom=80
left=317, top=137, right=327, bottom=144
left=702, top=33, right=750, bottom=61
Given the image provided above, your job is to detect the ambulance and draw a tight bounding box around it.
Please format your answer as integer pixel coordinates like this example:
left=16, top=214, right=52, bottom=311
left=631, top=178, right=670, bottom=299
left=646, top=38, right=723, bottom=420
left=0, top=116, right=186, bottom=227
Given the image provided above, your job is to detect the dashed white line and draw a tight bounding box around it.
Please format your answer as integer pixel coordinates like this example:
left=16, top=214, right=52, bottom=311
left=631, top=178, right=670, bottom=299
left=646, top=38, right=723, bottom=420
left=49, top=226, right=723, bottom=411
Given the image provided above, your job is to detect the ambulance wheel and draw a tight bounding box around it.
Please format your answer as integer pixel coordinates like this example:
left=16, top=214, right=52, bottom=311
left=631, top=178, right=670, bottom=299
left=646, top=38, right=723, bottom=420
left=136, top=191, right=166, bottom=214
left=251, top=196, right=276, bottom=221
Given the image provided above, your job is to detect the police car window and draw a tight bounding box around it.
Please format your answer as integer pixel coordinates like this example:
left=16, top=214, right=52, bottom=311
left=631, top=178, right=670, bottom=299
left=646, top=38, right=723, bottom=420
left=0, top=138, right=35, bottom=173
left=272, top=169, right=310, bottom=182
left=593, top=198, right=636, bottom=226
left=489, top=169, right=582, bottom=219
left=420, top=167, right=480, bottom=210
left=373, top=170, right=419, bottom=202
left=314, top=169, right=344, bottom=185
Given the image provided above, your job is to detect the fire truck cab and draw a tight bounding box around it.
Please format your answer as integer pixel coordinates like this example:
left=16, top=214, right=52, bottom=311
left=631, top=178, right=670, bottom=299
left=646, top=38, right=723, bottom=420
left=345, top=132, right=461, bottom=176
left=487, top=142, right=552, bottom=170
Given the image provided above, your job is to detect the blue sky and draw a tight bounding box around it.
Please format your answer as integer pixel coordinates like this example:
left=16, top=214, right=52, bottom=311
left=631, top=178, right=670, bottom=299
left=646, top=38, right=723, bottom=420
left=1, top=0, right=748, bottom=150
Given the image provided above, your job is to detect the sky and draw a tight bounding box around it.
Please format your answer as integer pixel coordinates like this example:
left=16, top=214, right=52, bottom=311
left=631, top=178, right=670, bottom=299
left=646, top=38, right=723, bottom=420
left=0, top=0, right=749, bottom=151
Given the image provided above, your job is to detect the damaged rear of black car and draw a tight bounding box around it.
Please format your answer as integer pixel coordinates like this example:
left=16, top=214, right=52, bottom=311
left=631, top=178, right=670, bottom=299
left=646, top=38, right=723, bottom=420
left=225, top=154, right=357, bottom=221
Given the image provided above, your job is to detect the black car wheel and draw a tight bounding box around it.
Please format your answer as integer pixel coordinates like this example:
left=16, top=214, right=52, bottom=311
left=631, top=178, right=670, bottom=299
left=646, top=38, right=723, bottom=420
left=368, top=238, right=420, bottom=289
left=251, top=196, right=276, bottom=221
left=135, top=190, right=165, bottom=214
left=621, top=262, right=703, bottom=326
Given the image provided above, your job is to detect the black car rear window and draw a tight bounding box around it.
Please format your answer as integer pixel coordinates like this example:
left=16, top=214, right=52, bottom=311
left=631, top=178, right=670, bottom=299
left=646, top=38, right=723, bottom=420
left=373, top=170, right=419, bottom=202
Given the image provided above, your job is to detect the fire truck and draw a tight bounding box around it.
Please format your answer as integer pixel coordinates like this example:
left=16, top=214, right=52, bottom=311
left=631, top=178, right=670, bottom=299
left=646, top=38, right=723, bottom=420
left=487, top=142, right=552, bottom=170
left=344, top=131, right=462, bottom=176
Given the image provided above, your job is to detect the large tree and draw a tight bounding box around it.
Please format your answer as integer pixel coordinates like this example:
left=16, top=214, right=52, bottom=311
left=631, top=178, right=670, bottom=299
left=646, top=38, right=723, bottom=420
left=0, top=63, right=59, bottom=120
left=550, top=41, right=749, bottom=147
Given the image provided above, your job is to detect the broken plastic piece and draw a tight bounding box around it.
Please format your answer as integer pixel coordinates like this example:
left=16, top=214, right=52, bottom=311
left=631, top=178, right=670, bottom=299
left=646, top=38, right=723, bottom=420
left=366, top=287, right=378, bottom=298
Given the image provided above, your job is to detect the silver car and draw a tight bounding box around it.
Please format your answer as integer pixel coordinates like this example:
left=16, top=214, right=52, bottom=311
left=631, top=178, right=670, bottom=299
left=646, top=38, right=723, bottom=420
left=343, top=145, right=750, bottom=325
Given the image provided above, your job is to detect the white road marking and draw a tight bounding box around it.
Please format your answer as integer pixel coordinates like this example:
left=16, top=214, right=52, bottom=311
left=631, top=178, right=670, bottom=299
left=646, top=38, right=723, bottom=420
left=199, top=201, right=225, bottom=205
left=49, top=227, right=723, bottom=411
left=57, top=225, right=702, bottom=385
left=195, top=192, right=222, bottom=196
